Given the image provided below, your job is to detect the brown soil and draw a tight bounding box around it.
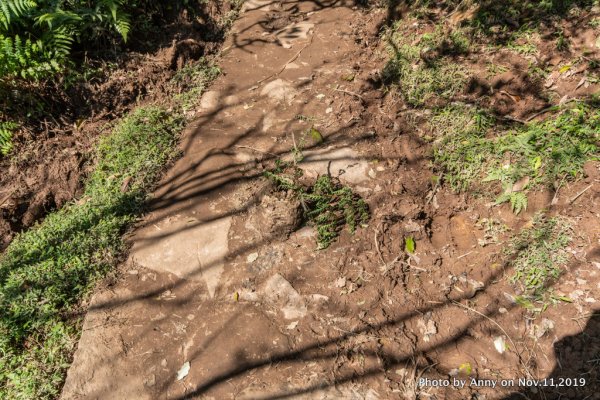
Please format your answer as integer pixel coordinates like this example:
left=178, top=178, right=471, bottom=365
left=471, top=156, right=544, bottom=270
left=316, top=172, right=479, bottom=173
left=59, top=1, right=600, bottom=399
left=0, top=1, right=237, bottom=251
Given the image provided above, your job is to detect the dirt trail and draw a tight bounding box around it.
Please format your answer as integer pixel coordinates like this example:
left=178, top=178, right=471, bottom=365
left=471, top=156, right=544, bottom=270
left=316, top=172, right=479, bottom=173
left=62, top=1, right=383, bottom=399
left=61, top=1, right=600, bottom=400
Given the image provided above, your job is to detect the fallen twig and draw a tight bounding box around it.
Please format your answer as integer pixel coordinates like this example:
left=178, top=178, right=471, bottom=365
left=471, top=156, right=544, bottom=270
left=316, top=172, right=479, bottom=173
left=253, top=32, right=315, bottom=87
left=499, top=115, right=527, bottom=125
left=526, top=98, right=580, bottom=122
left=374, top=226, right=385, bottom=265
left=452, top=300, right=531, bottom=378
left=233, top=145, right=277, bottom=156
left=0, top=190, right=15, bottom=208
left=551, top=174, right=568, bottom=205
left=333, top=87, right=365, bottom=103
left=569, top=184, right=593, bottom=204
left=426, top=173, right=443, bottom=205
left=525, top=105, right=559, bottom=122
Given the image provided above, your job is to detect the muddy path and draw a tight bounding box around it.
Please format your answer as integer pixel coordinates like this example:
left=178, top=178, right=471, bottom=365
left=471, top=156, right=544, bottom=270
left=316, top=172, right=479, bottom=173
left=62, top=1, right=600, bottom=399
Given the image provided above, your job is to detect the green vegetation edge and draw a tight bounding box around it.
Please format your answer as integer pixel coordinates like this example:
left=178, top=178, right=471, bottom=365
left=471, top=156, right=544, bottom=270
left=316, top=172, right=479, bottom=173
left=0, top=94, right=206, bottom=398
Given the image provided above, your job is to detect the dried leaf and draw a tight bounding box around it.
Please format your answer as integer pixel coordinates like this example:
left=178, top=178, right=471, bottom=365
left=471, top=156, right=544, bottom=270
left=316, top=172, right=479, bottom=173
left=494, top=336, right=507, bottom=354
left=510, top=176, right=530, bottom=193
left=177, top=362, right=190, bottom=381
left=286, top=321, right=299, bottom=330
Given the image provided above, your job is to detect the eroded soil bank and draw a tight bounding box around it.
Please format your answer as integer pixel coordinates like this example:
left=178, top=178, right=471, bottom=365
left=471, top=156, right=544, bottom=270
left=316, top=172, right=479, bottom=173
left=0, top=1, right=239, bottom=251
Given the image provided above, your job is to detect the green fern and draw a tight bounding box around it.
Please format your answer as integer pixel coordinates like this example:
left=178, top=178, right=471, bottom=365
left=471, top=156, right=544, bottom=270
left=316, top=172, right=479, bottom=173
left=0, top=121, right=17, bottom=156
left=506, top=192, right=528, bottom=215
left=495, top=192, right=527, bottom=215
left=266, top=163, right=369, bottom=249
left=0, top=34, right=61, bottom=79
left=0, top=0, right=36, bottom=28
left=100, top=0, right=130, bottom=42
left=0, top=0, right=132, bottom=80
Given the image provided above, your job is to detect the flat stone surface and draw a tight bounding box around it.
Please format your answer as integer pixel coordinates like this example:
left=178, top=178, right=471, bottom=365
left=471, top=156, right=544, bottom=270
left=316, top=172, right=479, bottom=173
left=299, top=146, right=370, bottom=184
left=130, top=215, right=231, bottom=297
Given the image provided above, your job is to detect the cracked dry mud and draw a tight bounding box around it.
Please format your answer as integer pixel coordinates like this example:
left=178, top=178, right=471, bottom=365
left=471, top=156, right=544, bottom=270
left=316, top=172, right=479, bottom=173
left=62, top=2, right=600, bottom=400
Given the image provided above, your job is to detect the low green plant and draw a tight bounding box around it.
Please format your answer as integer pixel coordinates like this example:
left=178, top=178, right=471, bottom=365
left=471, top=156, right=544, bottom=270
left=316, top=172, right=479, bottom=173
left=0, top=34, right=61, bottom=80
left=305, top=175, right=369, bottom=248
left=470, top=0, right=595, bottom=33
left=506, top=214, right=572, bottom=301
left=431, top=103, right=495, bottom=192
left=504, top=27, right=539, bottom=56
left=382, top=24, right=468, bottom=107
left=265, top=161, right=369, bottom=249
left=420, top=25, right=471, bottom=55
left=555, top=29, right=570, bottom=52
left=476, top=217, right=509, bottom=247
left=172, top=60, right=221, bottom=111
left=433, top=103, right=600, bottom=213
left=485, top=62, right=508, bottom=77
left=0, top=106, right=183, bottom=399
left=528, top=62, right=549, bottom=82
left=0, top=120, right=17, bottom=155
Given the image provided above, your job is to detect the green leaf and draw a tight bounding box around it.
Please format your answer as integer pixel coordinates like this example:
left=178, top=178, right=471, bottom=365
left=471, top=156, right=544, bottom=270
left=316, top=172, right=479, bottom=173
left=531, top=156, right=542, bottom=171
left=310, top=127, right=323, bottom=143
left=405, top=236, right=415, bottom=253
left=556, top=296, right=572, bottom=303
left=459, top=362, right=472, bottom=375
left=559, top=64, right=571, bottom=74
left=509, top=192, right=528, bottom=215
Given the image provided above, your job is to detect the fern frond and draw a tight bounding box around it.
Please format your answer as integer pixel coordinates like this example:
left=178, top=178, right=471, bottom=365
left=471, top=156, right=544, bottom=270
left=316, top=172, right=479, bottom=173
left=0, top=0, right=36, bottom=27
left=509, top=192, right=528, bottom=215
left=42, top=26, right=74, bottom=55
left=0, top=121, right=17, bottom=156
left=0, top=1, right=10, bottom=29
left=1, top=0, right=133, bottom=80
left=98, top=0, right=130, bottom=42
left=35, top=11, right=83, bottom=30
left=0, top=33, right=62, bottom=79
left=495, top=191, right=528, bottom=215
left=113, top=9, right=129, bottom=42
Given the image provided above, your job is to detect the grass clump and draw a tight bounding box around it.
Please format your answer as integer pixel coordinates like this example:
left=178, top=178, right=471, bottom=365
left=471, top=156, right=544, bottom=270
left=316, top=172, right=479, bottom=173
left=265, top=161, right=369, bottom=249
left=431, top=103, right=495, bottom=191
left=172, top=59, right=221, bottom=111
left=0, top=106, right=183, bottom=399
left=433, top=103, right=600, bottom=213
left=504, top=27, right=539, bottom=56
left=506, top=214, right=572, bottom=302
left=382, top=24, right=469, bottom=107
